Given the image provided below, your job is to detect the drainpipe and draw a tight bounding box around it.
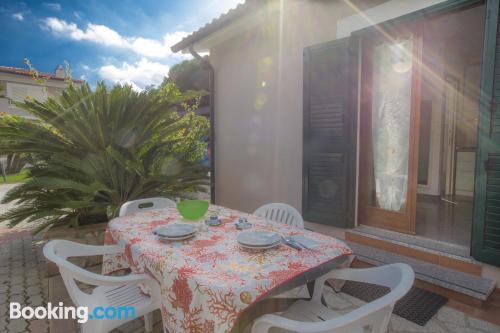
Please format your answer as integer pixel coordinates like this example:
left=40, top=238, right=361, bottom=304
left=189, top=44, right=216, bottom=204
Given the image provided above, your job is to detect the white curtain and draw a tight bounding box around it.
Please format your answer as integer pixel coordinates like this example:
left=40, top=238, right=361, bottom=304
left=371, top=39, right=413, bottom=212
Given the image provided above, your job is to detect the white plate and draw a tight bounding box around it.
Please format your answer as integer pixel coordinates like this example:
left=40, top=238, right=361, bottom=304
left=154, top=224, right=198, bottom=238
left=156, top=230, right=196, bottom=239
left=237, top=230, right=281, bottom=247
left=239, top=240, right=281, bottom=250
left=157, top=233, right=196, bottom=242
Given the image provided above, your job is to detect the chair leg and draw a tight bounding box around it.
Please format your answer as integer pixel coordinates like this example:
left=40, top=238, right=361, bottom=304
left=144, top=312, right=154, bottom=332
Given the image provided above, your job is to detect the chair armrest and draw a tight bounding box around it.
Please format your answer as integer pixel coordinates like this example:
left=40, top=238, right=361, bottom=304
left=251, top=304, right=393, bottom=333
left=252, top=314, right=308, bottom=333
left=61, top=243, right=123, bottom=258
left=60, top=262, right=158, bottom=290
left=252, top=313, right=348, bottom=333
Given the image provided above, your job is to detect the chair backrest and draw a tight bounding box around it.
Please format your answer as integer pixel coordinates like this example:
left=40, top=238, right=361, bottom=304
left=43, top=240, right=122, bottom=307
left=253, top=203, right=304, bottom=228
left=252, top=264, right=414, bottom=333
left=119, top=197, right=176, bottom=217
left=314, top=264, right=414, bottom=333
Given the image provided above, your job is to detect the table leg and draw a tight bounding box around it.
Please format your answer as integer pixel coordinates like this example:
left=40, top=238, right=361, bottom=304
left=307, top=280, right=327, bottom=305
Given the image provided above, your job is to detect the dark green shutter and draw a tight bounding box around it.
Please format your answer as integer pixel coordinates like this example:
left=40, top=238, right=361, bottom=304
left=302, top=37, right=358, bottom=228
left=473, top=0, right=500, bottom=266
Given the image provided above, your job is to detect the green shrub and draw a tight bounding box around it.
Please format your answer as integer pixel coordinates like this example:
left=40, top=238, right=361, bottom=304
left=0, top=82, right=209, bottom=233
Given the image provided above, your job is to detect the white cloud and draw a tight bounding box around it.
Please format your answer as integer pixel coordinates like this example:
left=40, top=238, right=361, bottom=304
left=42, top=17, right=191, bottom=59
left=98, top=58, right=170, bottom=91
left=12, top=12, right=24, bottom=21
left=43, top=18, right=128, bottom=48
left=43, top=3, right=61, bottom=11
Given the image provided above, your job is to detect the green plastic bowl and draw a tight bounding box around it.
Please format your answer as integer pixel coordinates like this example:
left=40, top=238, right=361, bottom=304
left=176, top=200, right=209, bottom=221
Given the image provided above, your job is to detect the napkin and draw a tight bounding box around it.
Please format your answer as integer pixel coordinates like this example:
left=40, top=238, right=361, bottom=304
left=290, top=235, right=320, bottom=249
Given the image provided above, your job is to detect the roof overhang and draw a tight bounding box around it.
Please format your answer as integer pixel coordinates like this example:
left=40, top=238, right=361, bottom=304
left=171, top=0, right=262, bottom=53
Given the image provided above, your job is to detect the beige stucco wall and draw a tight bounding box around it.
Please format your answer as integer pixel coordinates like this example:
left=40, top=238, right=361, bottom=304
left=210, top=7, right=280, bottom=212
left=206, top=0, right=500, bottom=285
left=0, top=72, right=74, bottom=119
left=209, top=0, right=382, bottom=213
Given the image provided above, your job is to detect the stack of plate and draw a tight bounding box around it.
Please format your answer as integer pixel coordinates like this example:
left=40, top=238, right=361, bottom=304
left=154, top=223, right=198, bottom=241
left=237, top=230, right=281, bottom=250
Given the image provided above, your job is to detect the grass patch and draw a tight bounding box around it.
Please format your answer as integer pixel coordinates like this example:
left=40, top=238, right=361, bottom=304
left=1, top=170, right=29, bottom=184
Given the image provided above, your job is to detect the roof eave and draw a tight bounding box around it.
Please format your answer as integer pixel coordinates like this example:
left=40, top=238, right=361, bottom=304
left=171, top=0, right=258, bottom=53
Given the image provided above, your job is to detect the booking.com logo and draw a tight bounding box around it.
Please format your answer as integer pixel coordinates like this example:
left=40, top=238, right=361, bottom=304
left=10, top=302, right=136, bottom=323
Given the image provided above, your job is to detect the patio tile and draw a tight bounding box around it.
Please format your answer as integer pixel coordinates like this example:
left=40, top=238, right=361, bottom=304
left=26, top=295, right=44, bottom=307
left=9, top=284, right=24, bottom=295
left=437, top=307, right=467, bottom=326
left=28, top=319, right=49, bottom=333
left=468, top=317, right=500, bottom=333
left=0, top=275, right=10, bottom=284
left=390, top=314, right=448, bottom=333
left=8, top=294, right=24, bottom=304
left=9, top=276, right=23, bottom=286
left=25, top=277, right=40, bottom=287
left=0, top=314, right=6, bottom=328
left=6, top=319, right=28, bottom=333
left=25, top=285, right=41, bottom=297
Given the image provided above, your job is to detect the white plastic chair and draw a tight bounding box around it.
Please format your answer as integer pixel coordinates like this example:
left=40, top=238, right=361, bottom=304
left=251, top=263, right=414, bottom=333
left=119, top=197, right=176, bottom=217
left=43, top=240, right=162, bottom=333
left=253, top=203, right=304, bottom=228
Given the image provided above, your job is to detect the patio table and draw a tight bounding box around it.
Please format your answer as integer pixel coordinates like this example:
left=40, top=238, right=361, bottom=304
left=102, top=204, right=353, bottom=333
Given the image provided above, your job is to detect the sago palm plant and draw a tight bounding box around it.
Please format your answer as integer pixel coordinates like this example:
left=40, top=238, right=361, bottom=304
left=0, top=82, right=208, bottom=233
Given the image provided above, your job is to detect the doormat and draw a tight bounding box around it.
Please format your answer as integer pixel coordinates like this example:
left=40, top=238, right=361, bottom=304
left=340, top=281, right=448, bottom=326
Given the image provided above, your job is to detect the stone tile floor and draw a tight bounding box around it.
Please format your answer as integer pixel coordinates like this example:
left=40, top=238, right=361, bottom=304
left=0, top=184, right=498, bottom=333
left=0, top=227, right=49, bottom=333
left=322, top=289, right=500, bottom=333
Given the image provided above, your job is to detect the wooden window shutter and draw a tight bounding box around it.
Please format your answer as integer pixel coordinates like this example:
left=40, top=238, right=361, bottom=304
left=472, top=0, right=500, bottom=266
left=302, top=37, right=359, bottom=228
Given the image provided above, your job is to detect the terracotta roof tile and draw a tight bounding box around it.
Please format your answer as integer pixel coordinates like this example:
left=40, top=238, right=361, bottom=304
left=0, top=66, right=85, bottom=83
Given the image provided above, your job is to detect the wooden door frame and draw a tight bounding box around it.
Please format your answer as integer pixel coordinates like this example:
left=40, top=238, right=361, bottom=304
left=357, top=24, right=423, bottom=234
left=440, top=75, right=461, bottom=198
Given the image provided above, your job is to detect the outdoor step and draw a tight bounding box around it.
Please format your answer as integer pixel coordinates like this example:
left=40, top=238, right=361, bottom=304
left=348, top=225, right=471, bottom=257
left=346, top=241, right=496, bottom=305
left=345, top=227, right=482, bottom=276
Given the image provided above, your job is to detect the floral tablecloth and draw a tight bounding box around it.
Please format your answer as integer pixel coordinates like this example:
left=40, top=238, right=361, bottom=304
left=103, top=205, right=353, bottom=333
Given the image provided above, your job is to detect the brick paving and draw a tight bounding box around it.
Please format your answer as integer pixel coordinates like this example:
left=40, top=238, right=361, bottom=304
left=0, top=227, right=49, bottom=333
left=0, top=184, right=49, bottom=333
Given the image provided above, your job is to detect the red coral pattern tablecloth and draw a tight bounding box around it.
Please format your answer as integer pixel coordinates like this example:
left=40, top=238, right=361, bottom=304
left=103, top=205, right=352, bottom=333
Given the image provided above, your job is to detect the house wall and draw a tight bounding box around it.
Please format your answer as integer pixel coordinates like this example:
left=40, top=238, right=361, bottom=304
left=208, top=0, right=500, bottom=284
left=210, top=0, right=384, bottom=213
left=209, top=0, right=451, bottom=214
left=0, top=72, right=71, bottom=119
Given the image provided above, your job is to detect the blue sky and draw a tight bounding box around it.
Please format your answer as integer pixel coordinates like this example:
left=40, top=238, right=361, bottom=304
left=0, top=0, right=243, bottom=90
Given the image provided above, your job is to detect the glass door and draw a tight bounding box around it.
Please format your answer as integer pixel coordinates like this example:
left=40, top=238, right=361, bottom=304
left=358, top=24, right=423, bottom=234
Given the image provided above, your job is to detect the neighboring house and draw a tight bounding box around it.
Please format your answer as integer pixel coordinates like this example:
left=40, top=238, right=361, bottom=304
left=0, top=65, right=84, bottom=119
left=173, top=0, right=500, bottom=307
